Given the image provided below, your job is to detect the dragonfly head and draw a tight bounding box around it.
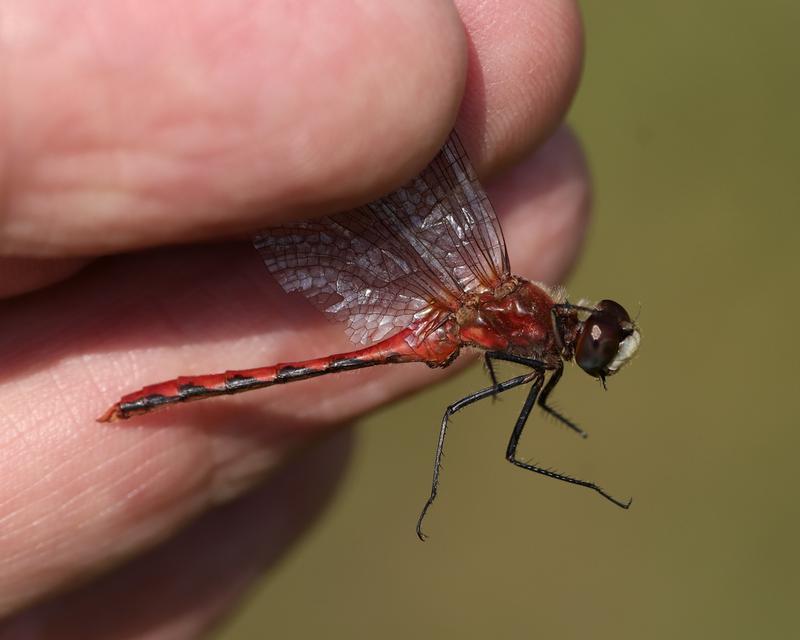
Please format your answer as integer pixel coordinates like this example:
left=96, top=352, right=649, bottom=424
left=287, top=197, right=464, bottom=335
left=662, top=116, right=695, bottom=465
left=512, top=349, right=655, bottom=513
left=575, top=299, right=640, bottom=384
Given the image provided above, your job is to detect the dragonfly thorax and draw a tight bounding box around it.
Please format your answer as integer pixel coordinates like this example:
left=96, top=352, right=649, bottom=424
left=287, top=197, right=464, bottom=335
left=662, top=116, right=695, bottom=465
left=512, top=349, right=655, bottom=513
left=457, top=277, right=566, bottom=365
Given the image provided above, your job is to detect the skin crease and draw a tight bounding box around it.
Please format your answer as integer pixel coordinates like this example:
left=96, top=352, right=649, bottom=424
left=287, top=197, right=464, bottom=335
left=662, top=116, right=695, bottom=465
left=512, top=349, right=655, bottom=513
left=0, top=0, right=587, bottom=637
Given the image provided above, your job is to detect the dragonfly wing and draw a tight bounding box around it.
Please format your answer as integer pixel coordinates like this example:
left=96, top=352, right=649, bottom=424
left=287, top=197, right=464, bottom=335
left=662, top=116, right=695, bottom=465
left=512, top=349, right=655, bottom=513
left=254, top=215, right=442, bottom=346
left=384, top=131, right=510, bottom=293
left=254, top=132, right=510, bottom=346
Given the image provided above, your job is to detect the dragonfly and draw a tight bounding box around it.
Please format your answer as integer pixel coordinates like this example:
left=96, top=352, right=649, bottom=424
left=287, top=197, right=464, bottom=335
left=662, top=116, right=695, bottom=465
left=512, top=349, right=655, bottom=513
left=99, top=132, right=641, bottom=539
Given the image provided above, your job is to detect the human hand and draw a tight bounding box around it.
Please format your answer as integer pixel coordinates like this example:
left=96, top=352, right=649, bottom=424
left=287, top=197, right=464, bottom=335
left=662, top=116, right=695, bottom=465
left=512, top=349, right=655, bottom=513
left=0, top=0, right=588, bottom=635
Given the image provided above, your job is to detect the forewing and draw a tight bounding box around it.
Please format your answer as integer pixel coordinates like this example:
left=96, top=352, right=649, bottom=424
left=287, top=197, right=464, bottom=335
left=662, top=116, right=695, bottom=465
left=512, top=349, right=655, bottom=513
left=254, top=132, right=510, bottom=345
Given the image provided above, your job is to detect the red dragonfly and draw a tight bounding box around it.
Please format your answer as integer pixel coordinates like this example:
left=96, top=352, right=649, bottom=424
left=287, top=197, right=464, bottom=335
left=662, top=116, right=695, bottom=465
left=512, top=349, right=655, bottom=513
left=100, top=133, right=641, bottom=539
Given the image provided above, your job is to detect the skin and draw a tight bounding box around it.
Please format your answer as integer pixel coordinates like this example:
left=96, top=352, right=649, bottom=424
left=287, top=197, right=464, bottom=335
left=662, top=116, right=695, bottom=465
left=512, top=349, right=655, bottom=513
left=0, top=0, right=589, bottom=636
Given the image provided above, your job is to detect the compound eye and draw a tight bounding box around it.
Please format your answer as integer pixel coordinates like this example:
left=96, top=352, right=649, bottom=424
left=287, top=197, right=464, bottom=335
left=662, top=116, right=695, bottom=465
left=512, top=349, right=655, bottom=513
left=575, top=300, right=633, bottom=378
left=594, top=299, right=632, bottom=327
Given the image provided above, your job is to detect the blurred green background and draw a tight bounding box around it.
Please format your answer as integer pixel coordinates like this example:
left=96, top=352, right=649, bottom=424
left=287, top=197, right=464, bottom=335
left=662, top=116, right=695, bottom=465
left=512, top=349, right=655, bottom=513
left=220, top=2, right=799, bottom=638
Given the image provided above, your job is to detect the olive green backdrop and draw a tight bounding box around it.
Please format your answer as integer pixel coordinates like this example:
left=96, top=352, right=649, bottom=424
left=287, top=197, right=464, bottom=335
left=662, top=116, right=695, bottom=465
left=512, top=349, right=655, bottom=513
left=220, top=2, right=799, bottom=638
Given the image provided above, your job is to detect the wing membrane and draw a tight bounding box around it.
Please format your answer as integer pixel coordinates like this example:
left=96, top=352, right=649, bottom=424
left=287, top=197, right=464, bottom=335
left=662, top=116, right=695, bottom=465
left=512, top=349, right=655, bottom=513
left=254, top=132, right=510, bottom=345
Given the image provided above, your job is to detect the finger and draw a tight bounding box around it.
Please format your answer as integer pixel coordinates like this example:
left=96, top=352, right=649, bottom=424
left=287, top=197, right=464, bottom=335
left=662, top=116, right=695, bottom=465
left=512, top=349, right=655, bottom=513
left=0, top=0, right=583, bottom=258
left=0, top=128, right=590, bottom=614
left=456, top=0, right=584, bottom=172
left=0, top=257, right=88, bottom=298
left=490, top=126, right=590, bottom=283
left=0, top=0, right=467, bottom=257
left=0, top=432, right=352, bottom=637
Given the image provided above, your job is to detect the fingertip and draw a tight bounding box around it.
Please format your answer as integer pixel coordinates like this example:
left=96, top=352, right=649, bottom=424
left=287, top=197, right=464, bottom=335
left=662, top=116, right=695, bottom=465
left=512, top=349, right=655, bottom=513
left=244, top=1, right=470, bottom=220
left=455, top=0, right=585, bottom=172
left=488, top=127, right=591, bottom=283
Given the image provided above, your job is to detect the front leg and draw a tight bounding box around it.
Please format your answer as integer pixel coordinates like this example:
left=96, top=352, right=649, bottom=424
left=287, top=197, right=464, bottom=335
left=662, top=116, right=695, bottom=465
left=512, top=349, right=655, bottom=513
left=506, top=382, right=632, bottom=509
left=538, top=365, right=588, bottom=439
left=483, top=354, right=586, bottom=440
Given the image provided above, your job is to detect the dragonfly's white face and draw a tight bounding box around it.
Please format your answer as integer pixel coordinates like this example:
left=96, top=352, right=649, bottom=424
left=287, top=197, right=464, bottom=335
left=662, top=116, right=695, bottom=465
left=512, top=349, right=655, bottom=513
left=607, top=328, right=641, bottom=374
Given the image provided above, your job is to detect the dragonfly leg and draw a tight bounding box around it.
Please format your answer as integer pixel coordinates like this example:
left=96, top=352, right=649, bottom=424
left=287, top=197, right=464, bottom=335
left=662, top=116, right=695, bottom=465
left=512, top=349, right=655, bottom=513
left=483, top=351, right=549, bottom=401
left=483, top=352, right=501, bottom=397
left=416, top=371, right=537, bottom=541
left=537, top=365, right=588, bottom=439
left=505, top=382, right=632, bottom=509
left=483, top=354, right=586, bottom=440
left=485, top=351, right=548, bottom=370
